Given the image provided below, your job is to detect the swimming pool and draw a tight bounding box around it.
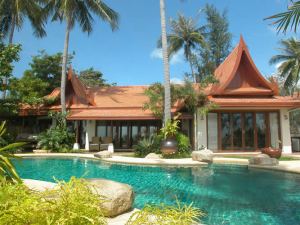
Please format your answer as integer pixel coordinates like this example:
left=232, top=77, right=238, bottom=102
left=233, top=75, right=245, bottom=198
left=13, top=157, right=300, bottom=225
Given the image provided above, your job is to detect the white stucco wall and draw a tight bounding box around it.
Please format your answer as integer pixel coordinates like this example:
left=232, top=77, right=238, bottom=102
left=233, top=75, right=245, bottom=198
left=197, top=110, right=207, bottom=150
left=280, top=108, right=292, bottom=153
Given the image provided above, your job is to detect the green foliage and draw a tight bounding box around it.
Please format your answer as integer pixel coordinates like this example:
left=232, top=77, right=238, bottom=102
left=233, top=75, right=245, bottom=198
left=37, top=112, right=75, bottom=152
left=24, top=50, right=73, bottom=95
left=0, top=98, right=19, bottom=116
left=133, top=135, right=163, bottom=157
left=133, top=132, right=191, bottom=158
left=144, top=80, right=214, bottom=119
left=266, top=1, right=300, bottom=33
left=195, top=4, right=232, bottom=79
left=0, top=43, right=21, bottom=80
left=269, top=38, right=300, bottom=95
left=79, top=68, right=112, bottom=87
left=176, top=133, right=191, bottom=154
left=158, top=13, right=206, bottom=82
left=126, top=201, right=204, bottom=225
left=0, top=42, right=21, bottom=97
left=160, top=118, right=179, bottom=139
left=0, top=177, right=107, bottom=225
left=0, top=0, right=47, bottom=39
left=9, top=71, right=49, bottom=103
left=0, top=121, right=25, bottom=183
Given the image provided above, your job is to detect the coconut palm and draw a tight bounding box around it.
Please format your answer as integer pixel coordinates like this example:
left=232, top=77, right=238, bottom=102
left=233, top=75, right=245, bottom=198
left=270, top=38, right=300, bottom=95
left=0, top=0, right=46, bottom=99
left=44, top=0, right=119, bottom=113
left=159, top=14, right=206, bottom=83
left=159, top=0, right=171, bottom=124
left=266, top=1, right=300, bottom=33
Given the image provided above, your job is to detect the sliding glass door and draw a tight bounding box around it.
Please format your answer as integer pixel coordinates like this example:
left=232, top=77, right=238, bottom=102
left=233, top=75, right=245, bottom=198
left=216, top=111, right=280, bottom=151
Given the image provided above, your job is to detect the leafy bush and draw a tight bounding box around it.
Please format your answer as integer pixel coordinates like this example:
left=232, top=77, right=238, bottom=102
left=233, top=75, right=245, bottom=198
left=176, top=133, right=191, bottom=154
left=134, top=132, right=191, bottom=158
left=0, top=177, right=107, bottom=225
left=0, top=121, right=25, bottom=183
left=133, top=135, right=163, bottom=157
left=160, top=118, right=179, bottom=139
left=37, top=126, right=75, bottom=152
left=37, top=111, right=75, bottom=152
left=126, top=201, right=205, bottom=225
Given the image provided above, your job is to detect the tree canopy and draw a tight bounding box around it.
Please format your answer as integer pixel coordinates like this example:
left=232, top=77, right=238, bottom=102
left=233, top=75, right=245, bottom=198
left=195, top=4, right=232, bottom=80
left=0, top=42, right=21, bottom=94
left=78, top=68, right=112, bottom=87
left=270, top=38, right=300, bottom=95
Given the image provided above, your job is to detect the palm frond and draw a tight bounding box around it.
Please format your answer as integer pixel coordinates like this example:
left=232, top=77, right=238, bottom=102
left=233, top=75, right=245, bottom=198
left=266, top=1, right=300, bottom=33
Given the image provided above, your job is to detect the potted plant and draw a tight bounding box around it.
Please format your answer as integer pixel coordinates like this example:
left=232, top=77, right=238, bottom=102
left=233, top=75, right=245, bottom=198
left=261, top=140, right=282, bottom=159
left=160, top=118, right=179, bottom=155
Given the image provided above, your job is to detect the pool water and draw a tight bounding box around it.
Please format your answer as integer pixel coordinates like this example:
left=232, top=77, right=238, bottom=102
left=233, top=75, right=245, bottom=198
left=13, top=157, right=300, bottom=225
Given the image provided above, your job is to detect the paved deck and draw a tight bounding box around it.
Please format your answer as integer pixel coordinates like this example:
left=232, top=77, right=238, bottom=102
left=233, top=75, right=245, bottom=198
left=16, top=153, right=207, bottom=167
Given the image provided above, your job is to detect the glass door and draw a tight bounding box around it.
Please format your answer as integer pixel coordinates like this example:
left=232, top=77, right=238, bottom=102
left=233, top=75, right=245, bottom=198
left=232, top=113, right=242, bottom=149
left=221, top=113, right=231, bottom=150
left=120, top=122, right=129, bottom=148
left=256, top=113, right=267, bottom=149
left=244, top=113, right=254, bottom=150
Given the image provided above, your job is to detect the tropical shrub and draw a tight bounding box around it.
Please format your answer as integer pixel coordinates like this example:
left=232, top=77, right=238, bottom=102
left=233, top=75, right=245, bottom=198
left=0, top=177, right=107, bottom=225
left=176, top=133, right=191, bottom=154
left=0, top=121, right=24, bottom=183
left=160, top=119, right=179, bottom=139
left=37, top=126, right=74, bottom=152
left=37, top=111, right=75, bottom=152
left=133, top=135, right=163, bottom=157
left=126, top=201, right=205, bottom=225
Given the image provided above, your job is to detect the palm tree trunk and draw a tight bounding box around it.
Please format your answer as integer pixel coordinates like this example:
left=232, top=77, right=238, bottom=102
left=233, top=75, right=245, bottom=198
left=187, top=54, right=198, bottom=150
left=159, top=0, right=171, bottom=125
left=2, top=16, right=16, bottom=100
left=61, top=21, right=71, bottom=113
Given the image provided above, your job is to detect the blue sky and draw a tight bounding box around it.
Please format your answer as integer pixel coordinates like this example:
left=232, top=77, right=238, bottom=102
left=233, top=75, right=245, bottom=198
left=12, top=0, right=294, bottom=85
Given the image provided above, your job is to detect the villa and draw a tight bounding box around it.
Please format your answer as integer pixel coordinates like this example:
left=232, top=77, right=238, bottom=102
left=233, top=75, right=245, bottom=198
left=18, top=36, right=300, bottom=153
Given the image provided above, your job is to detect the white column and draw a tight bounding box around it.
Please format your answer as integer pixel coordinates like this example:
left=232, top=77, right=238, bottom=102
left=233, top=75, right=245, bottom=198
left=280, top=109, right=292, bottom=153
left=197, top=110, right=207, bottom=150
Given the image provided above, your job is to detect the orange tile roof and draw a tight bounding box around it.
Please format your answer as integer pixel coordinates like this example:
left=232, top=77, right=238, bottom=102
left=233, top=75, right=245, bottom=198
left=210, top=36, right=277, bottom=96
left=209, top=95, right=300, bottom=108
left=20, top=36, right=300, bottom=119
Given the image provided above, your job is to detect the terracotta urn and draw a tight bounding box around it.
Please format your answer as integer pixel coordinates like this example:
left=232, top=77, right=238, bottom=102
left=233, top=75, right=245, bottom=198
left=161, top=137, right=178, bottom=155
left=261, top=147, right=282, bottom=159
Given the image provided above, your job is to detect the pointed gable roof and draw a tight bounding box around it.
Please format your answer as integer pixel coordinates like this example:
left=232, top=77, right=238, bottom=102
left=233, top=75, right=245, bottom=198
left=210, top=35, right=278, bottom=96
left=45, top=67, right=96, bottom=107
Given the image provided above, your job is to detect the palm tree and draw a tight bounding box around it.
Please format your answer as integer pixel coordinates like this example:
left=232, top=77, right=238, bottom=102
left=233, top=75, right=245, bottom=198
left=270, top=38, right=300, bottom=95
left=44, top=0, right=119, bottom=113
left=159, top=14, right=206, bottom=150
left=159, top=0, right=171, bottom=124
left=159, top=14, right=206, bottom=83
left=266, top=1, right=300, bottom=33
left=0, top=0, right=46, bottom=99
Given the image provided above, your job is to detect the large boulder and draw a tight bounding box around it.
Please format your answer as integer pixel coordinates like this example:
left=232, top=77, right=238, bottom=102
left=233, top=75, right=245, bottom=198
left=85, top=178, right=134, bottom=217
left=192, top=150, right=214, bottom=163
left=145, top=153, right=161, bottom=159
left=249, top=154, right=279, bottom=166
left=23, top=179, right=57, bottom=192
left=94, top=150, right=112, bottom=159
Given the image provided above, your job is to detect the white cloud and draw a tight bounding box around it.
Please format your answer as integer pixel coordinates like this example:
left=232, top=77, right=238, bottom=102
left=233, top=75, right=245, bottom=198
left=170, top=77, right=184, bottom=84
left=150, top=48, right=184, bottom=65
